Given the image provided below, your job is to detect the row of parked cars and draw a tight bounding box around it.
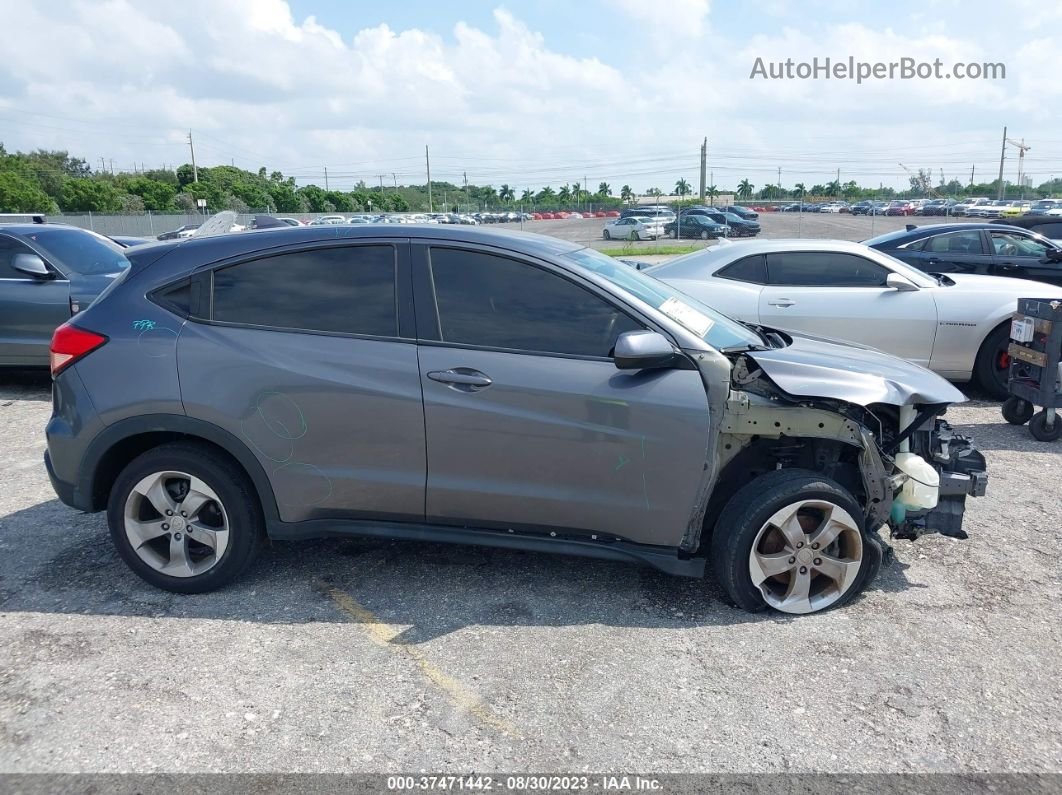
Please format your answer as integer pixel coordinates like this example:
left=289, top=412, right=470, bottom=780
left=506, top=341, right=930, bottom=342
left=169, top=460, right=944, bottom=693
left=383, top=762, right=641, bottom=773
left=603, top=205, right=762, bottom=240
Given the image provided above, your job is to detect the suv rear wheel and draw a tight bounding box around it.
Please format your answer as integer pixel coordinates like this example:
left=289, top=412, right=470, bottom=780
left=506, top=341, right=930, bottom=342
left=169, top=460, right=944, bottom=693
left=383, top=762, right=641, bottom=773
left=711, top=469, right=873, bottom=614
left=107, top=442, right=265, bottom=593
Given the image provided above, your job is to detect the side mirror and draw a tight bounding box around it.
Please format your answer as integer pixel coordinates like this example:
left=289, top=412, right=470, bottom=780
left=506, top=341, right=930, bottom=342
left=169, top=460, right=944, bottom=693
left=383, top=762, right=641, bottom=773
left=12, top=252, right=52, bottom=279
left=1043, top=248, right=1062, bottom=263
left=614, top=330, right=680, bottom=370
left=887, top=272, right=919, bottom=292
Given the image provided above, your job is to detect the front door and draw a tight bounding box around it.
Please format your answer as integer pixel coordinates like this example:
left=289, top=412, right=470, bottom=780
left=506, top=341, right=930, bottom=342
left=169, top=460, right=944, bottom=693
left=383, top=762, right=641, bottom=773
left=987, top=229, right=1062, bottom=286
left=414, top=244, right=712, bottom=548
left=0, top=234, right=70, bottom=366
left=757, top=250, right=938, bottom=366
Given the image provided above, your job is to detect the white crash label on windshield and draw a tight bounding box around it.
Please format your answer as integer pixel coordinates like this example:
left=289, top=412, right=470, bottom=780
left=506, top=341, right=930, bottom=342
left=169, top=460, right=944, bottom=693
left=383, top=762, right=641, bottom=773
left=658, top=297, right=714, bottom=337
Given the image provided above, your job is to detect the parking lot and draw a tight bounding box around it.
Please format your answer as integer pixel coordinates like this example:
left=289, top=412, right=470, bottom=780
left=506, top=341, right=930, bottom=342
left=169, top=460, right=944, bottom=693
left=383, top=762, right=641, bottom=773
left=1, top=210, right=1060, bottom=775
left=497, top=210, right=959, bottom=252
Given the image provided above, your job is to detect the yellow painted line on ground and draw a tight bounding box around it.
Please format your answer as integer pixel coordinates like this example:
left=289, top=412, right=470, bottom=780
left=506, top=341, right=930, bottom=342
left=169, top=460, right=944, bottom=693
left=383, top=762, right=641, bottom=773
left=317, top=580, right=521, bottom=738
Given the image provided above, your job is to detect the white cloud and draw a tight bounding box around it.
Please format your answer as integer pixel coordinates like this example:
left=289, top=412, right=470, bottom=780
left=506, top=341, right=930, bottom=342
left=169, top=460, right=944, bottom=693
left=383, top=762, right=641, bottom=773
left=0, top=1, right=1056, bottom=193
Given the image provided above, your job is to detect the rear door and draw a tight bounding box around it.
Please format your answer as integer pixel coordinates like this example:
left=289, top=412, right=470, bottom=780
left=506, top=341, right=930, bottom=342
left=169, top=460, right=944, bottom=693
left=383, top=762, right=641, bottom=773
left=900, top=228, right=994, bottom=276
left=758, top=250, right=938, bottom=366
left=413, top=243, right=711, bottom=548
left=0, top=233, right=70, bottom=366
left=177, top=240, right=427, bottom=524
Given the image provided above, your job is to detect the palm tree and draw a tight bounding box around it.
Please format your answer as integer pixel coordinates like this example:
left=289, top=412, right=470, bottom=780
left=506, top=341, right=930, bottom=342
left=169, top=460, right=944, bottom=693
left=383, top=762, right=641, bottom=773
left=825, top=179, right=841, bottom=197
left=557, top=185, right=571, bottom=203
left=598, top=182, right=611, bottom=196
left=499, top=184, right=515, bottom=204
left=646, top=187, right=662, bottom=199
left=736, top=179, right=754, bottom=200
left=520, top=188, right=533, bottom=203
left=705, top=185, right=718, bottom=206
left=674, top=178, right=691, bottom=197
left=620, top=185, right=634, bottom=204
left=793, top=182, right=806, bottom=198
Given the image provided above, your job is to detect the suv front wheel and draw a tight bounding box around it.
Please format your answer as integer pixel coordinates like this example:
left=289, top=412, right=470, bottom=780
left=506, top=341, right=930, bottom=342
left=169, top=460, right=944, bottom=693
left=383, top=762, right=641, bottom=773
left=107, top=442, right=265, bottom=593
left=711, top=469, right=873, bottom=614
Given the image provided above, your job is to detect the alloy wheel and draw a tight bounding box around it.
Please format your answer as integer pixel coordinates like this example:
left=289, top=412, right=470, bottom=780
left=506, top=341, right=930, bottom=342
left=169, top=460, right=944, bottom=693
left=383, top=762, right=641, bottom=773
left=748, top=499, right=863, bottom=614
left=123, top=470, right=230, bottom=578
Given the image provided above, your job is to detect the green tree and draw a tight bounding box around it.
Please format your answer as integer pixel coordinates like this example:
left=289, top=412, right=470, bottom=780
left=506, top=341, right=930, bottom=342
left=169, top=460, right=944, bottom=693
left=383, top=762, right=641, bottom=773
left=598, top=182, right=610, bottom=196
left=736, top=179, right=754, bottom=200
left=121, top=176, right=177, bottom=210
left=499, top=184, right=515, bottom=203
left=793, top=182, right=806, bottom=198
left=620, top=185, right=634, bottom=204
left=0, top=171, right=56, bottom=212
left=60, top=178, right=122, bottom=212
left=841, top=180, right=860, bottom=200
left=520, top=188, right=534, bottom=203
left=557, top=185, right=571, bottom=203
left=705, top=185, right=718, bottom=206
left=825, top=179, right=841, bottom=196
left=674, top=178, right=691, bottom=197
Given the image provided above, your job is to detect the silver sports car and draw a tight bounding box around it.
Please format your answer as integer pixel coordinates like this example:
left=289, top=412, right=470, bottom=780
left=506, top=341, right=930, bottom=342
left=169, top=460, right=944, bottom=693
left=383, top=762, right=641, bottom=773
left=651, top=238, right=1062, bottom=398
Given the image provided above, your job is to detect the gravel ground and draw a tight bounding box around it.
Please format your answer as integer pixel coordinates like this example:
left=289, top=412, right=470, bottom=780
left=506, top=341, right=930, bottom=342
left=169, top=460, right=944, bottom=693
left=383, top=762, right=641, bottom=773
left=0, top=366, right=1059, bottom=774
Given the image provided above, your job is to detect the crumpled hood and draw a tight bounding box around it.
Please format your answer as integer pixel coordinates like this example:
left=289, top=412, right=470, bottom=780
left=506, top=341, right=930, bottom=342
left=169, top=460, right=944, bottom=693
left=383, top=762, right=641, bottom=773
left=746, top=331, right=967, bottom=407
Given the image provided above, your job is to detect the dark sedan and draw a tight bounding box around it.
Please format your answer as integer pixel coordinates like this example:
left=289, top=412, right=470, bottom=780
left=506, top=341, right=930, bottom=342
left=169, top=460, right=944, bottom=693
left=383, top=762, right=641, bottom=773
left=990, top=215, right=1062, bottom=243
left=717, top=205, right=759, bottom=220
left=682, top=209, right=760, bottom=237
left=663, top=215, right=727, bottom=239
left=0, top=224, right=131, bottom=366
left=864, top=223, right=1062, bottom=286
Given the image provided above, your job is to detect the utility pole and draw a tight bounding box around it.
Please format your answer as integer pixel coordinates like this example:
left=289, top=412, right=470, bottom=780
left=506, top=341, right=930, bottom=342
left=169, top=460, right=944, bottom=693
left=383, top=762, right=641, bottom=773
left=426, top=146, right=433, bottom=213
left=187, top=130, right=198, bottom=183
left=377, top=174, right=385, bottom=191
left=392, top=173, right=397, bottom=189
left=324, top=167, right=329, bottom=191
left=709, top=170, right=714, bottom=206
left=970, top=164, right=975, bottom=187
left=836, top=167, right=840, bottom=197
left=99, top=157, right=106, bottom=173
left=778, top=166, right=782, bottom=200
left=109, top=159, right=114, bottom=176
left=997, top=125, right=1007, bottom=200
left=463, top=171, right=469, bottom=213
left=699, top=137, right=707, bottom=201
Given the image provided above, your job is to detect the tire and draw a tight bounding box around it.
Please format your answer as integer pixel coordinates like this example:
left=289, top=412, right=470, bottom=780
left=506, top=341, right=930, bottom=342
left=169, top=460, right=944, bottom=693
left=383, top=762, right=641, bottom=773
left=710, top=469, right=874, bottom=615
left=700, top=230, right=709, bottom=240
left=974, top=323, right=1012, bottom=400
left=1002, top=396, right=1034, bottom=425
left=603, top=230, right=611, bottom=240
left=1029, top=411, right=1062, bottom=442
left=107, top=442, right=265, bottom=594
left=671, top=230, right=678, bottom=239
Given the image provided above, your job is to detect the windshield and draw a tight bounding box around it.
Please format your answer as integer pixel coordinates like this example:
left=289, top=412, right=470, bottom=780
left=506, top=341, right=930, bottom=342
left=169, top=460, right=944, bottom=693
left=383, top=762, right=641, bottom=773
left=562, top=247, right=764, bottom=350
left=23, top=227, right=130, bottom=276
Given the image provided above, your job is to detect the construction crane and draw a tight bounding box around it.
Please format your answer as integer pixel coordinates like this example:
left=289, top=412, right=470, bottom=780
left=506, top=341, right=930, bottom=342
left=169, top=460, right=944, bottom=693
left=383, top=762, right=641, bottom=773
left=1006, top=137, right=1031, bottom=195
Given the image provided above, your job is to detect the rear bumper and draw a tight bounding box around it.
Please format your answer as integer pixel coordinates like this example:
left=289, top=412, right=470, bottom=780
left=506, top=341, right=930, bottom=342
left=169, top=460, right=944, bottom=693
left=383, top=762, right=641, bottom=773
left=44, top=449, right=79, bottom=508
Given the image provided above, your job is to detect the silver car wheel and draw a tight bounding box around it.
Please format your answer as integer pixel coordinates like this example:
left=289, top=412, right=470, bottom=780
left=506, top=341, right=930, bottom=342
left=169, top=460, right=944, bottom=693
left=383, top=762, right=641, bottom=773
left=748, top=499, right=863, bottom=614
left=124, top=470, right=230, bottom=578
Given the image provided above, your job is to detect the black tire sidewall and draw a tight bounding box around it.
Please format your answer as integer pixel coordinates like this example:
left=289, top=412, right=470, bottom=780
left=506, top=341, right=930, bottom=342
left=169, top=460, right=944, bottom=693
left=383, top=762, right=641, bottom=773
left=106, top=443, right=264, bottom=593
left=710, top=469, right=874, bottom=614
left=975, top=324, right=1012, bottom=400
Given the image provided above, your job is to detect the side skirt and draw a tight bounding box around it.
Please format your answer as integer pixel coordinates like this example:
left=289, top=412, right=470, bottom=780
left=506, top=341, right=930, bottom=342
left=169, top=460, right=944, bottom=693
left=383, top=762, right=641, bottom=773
left=266, top=519, right=706, bottom=578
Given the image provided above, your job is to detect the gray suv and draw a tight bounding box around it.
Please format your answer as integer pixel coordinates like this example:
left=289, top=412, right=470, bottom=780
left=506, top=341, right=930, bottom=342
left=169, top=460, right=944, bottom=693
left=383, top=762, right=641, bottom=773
left=44, top=225, right=987, bottom=615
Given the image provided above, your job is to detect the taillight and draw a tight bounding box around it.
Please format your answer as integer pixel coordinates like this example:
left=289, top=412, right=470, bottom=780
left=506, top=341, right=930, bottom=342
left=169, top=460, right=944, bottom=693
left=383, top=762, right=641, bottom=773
left=50, top=323, right=107, bottom=376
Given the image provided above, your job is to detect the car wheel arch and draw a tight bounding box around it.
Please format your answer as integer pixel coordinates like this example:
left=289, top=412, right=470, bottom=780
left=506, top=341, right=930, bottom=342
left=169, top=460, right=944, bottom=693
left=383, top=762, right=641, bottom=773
left=81, top=414, right=279, bottom=522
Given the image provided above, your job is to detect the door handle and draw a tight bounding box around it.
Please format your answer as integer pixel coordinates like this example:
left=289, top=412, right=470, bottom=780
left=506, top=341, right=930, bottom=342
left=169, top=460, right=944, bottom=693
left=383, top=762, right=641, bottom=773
left=427, top=368, right=493, bottom=391
left=998, top=263, right=1020, bottom=269
left=767, top=298, right=795, bottom=307
left=925, top=257, right=940, bottom=265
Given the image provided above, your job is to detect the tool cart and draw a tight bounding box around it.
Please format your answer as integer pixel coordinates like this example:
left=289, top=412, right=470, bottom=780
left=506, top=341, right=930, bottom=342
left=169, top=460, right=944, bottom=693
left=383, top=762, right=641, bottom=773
left=1001, top=297, right=1062, bottom=441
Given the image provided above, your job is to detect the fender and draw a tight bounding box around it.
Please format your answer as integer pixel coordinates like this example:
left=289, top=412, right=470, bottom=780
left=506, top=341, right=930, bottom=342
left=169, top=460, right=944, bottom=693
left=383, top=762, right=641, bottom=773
left=79, top=413, right=280, bottom=522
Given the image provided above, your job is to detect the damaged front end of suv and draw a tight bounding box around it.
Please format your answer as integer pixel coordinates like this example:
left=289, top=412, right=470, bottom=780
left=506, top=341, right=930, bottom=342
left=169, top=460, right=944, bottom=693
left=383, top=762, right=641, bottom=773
left=685, top=330, right=988, bottom=575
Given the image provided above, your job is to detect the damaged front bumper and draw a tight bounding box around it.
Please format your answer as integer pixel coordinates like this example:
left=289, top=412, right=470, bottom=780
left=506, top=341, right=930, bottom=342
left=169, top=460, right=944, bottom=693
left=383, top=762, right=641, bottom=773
left=890, top=418, right=987, bottom=540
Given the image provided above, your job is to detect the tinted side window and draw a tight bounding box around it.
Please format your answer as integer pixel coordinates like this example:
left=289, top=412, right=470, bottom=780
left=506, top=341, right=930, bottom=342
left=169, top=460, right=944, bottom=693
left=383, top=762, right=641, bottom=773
left=924, top=231, right=984, bottom=254
left=211, top=245, right=397, bottom=336
left=717, top=255, right=767, bottom=284
left=0, top=235, right=38, bottom=279
left=766, top=252, right=889, bottom=287
left=989, top=231, right=1049, bottom=258
left=429, top=248, right=643, bottom=357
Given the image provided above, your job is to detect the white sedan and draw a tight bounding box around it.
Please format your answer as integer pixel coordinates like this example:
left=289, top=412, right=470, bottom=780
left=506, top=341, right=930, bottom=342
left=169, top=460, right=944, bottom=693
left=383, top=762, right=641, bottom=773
left=651, top=238, right=1062, bottom=398
left=603, top=216, right=664, bottom=241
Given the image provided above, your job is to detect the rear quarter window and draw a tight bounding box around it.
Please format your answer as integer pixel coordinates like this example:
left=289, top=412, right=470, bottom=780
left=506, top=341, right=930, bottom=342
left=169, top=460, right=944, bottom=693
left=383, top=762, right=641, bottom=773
left=716, top=255, right=767, bottom=284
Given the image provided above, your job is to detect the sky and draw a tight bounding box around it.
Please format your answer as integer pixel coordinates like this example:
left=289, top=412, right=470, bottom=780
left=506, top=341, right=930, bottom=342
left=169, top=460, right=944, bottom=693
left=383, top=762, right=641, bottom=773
left=2, top=0, right=1061, bottom=194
